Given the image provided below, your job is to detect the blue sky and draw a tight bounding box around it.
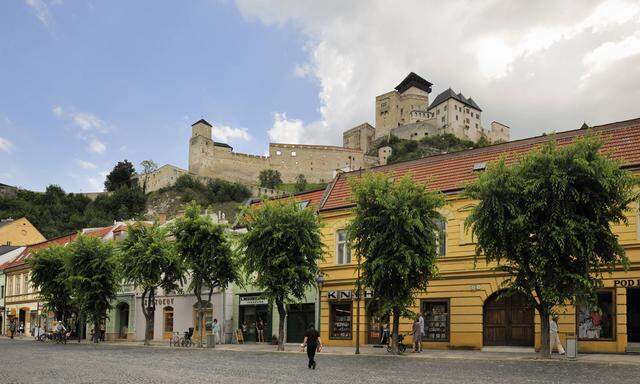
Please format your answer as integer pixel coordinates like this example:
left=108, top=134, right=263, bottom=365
left=0, top=0, right=319, bottom=192
left=2, top=1, right=640, bottom=192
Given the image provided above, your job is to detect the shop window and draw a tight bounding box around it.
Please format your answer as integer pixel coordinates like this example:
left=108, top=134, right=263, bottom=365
left=422, top=300, right=450, bottom=341
left=577, top=290, right=615, bottom=340
left=336, top=230, right=351, bottom=265
left=435, top=219, right=447, bottom=257
left=164, top=306, right=174, bottom=333
left=329, top=302, right=352, bottom=340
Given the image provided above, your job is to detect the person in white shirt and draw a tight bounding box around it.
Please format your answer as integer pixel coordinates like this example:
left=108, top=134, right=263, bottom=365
left=417, top=312, right=425, bottom=352
left=550, top=315, right=565, bottom=355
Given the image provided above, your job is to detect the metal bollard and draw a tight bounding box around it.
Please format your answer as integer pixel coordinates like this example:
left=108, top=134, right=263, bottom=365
left=565, top=333, right=578, bottom=360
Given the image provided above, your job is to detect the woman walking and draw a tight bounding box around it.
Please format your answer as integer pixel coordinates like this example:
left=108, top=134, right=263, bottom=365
left=302, top=326, right=323, bottom=369
left=411, top=316, right=422, bottom=353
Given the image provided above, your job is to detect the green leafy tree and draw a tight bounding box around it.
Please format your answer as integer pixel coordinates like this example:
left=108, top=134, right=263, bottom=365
left=66, top=234, right=119, bottom=343
left=240, top=199, right=323, bottom=351
left=140, top=160, right=159, bottom=193
left=28, top=245, right=76, bottom=323
left=258, top=169, right=283, bottom=190
left=294, top=174, right=308, bottom=192
left=348, top=173, right=444, bottom=354
left=465, top=136, right=639, bottom=358
left=105, top=160, right=136, bottom=192
left=173, top=202, right=240, bottom=347
left=119, top=222, right=184, bottom=345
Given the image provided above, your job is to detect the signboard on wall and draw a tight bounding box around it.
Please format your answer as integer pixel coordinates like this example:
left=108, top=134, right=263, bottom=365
left=327, top=290, right=374, bottom=300
left=143, top=297, right=174, bottom=307
left=240, top=296, right=268, bottom=306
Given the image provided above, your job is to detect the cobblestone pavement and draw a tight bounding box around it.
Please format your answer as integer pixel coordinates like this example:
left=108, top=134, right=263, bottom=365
left=1, top=338, right=639, bottom=384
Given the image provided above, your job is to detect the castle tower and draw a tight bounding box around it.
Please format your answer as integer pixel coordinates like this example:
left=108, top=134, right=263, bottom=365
left=375, top=72, right=433, bottom=139
left=188, top=119, right=213, bottom=175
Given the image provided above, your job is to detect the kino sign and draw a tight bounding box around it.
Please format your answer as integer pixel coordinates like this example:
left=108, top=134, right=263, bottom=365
left=327, top=290, right=373, bottom=300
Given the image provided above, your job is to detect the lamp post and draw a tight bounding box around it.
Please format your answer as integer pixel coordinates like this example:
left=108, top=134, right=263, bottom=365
left=355, top=253, right=362, bottom=355
left=315, top=275, right=324, bottom=334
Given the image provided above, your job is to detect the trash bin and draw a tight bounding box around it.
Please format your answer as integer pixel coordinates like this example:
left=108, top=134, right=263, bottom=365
left=207, top=334, right=216, bottom=348
left=565, top=333, right=577, bottom=360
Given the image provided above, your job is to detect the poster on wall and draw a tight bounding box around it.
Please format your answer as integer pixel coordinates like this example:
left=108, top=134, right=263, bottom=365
left=577, top=292, right=614, bottom=340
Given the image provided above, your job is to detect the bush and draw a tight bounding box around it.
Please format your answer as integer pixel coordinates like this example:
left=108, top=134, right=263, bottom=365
left=174, top=174, right=206, bottom=191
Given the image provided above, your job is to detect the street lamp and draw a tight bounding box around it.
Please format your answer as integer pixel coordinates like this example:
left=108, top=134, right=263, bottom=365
left=315, top=275, right=324, bottom=334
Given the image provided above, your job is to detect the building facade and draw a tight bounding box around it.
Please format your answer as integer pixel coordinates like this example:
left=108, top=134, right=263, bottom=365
left=0, top=217, right=46, bottom=246
left=133, top=164, right=189, bottom=194
left=0, top=245, right=25, bottom=334
left=316, top=118, right=640, bottom=353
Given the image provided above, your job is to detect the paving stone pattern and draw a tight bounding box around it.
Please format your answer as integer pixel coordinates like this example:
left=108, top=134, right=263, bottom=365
left=1, top=338, right=639, bottom=384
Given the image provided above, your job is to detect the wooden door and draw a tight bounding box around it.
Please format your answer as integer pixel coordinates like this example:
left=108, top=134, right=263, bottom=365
left=483, top=292, right=534, bottom=347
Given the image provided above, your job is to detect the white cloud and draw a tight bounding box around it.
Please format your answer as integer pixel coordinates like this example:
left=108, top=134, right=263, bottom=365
left=581, top=31, right=640, bottom=81
left=268, top=112, right=306, bottom=143
left=75, top=159, right=97, bottom=170
left=52, top=105, right=107, bottom=132
left=211, top=123, right=251, bottom=142
left=0, top=137, right=13, bottom=153
left=235, top=0, right=640, bottom=142
left=25, top=0, right=51, bottom=27
left=89, top=139, right=106, bottom=154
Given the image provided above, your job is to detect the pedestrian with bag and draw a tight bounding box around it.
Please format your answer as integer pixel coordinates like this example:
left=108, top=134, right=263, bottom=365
left=411, top=316, right=422, bottom=353
left=550, top=315, right=565, bottom=355
left=301, top=326, right=322, bottom=369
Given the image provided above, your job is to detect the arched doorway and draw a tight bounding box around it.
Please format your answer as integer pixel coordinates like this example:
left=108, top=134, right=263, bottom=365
left=116, top=303, right=129, bottom=339
left=163, top=306, right=174, bottom=340
left=483, top=291, right=534, bottom=347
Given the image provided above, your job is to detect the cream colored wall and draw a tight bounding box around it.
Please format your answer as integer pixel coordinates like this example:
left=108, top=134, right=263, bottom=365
left=138, top=165, right=188, bottom=193
left=375, top=89, right=429, bottom=139
left=0, top=218, right=46, bottom=246
left=343, top=123, right=375, bottom=152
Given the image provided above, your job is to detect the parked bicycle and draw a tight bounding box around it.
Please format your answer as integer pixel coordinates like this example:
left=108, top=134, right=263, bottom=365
left=386, top=333, right=409, bottom=353
left=169, top=328, right=194, bottom=347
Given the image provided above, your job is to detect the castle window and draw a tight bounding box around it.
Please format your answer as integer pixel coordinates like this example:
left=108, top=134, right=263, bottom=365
left=436, top=109, right=440, bottom=115
left=476, top=113, right=479, bottom=118
left=444, top=105, right=447, bottom=111
left=475, top=123, right=478, bottom=128
left=291, top=151, right=297, bottom=157
left=276, top=150, right=282, bottom=156
left=456, top=115, right=458, bottom=121
left=441, top=117, right=445, bottom=123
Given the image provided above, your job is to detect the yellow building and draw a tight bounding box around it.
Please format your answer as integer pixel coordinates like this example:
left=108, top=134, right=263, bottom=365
left=316, top=118, right=640, bottom=353
left=0, top=217, right=46, bottom=246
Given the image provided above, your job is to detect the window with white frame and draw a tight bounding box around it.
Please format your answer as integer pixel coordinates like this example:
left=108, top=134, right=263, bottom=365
left=23, top=273, right=28, bottom=293
left=435, top=219, right=447, bottom=257
left=336, top=230, right=351, bottom=265
left=7, top=276, right=13, bottom=296
left=15, top=274, right=21, bottom=295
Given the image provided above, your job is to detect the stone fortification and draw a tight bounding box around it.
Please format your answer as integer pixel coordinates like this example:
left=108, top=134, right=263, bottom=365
left=188, top=119, right=368, bottom=185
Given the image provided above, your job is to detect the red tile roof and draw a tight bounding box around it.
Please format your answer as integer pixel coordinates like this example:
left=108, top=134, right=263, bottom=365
left=320, top=118, right=640, bottom=212
left=0, top=226, right=114, bottom=270
left=250, top=187, right=327, bottom=210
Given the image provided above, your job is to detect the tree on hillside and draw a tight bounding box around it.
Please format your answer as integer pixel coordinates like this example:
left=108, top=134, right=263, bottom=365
left=348, top=173, right=444, bottom=354
left=258, top=169, right=282, bottom=190
left=173, top=202, right=240, bottom=347
left=119, top=222, right=184, bottom=346
left=240, top=199, right=323, bottom=351
left=294, top=174, right=308, bottom=192
left=140, top=160, right=159, bottom=193
left=66, top=234, right=119, bottom=343
left=465, top=136, right=639, bottom=358
left=105, top=160, right=136, bottom=191
left=29, top=245, right=76, bottom=323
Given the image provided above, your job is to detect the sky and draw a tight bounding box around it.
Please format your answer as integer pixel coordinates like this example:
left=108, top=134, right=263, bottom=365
left=1, top=0, right=639, bottom=192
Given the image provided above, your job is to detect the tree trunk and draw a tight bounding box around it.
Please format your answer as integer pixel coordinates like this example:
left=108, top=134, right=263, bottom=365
left=391, top=307, right=400, bottom=355
left=141, top=289, right=156, bottom=346
left=198, top=305, right=204, bottom=348
left=539, top=311, right=551, bottom=358
left=93, top=321, right=100, bottom=343
left=276, top=299, right=286, bottom=351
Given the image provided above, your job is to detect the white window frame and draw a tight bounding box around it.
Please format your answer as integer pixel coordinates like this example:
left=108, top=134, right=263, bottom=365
left=435, top=219, right=447, bottom=257
left=336, top=230, right=351, bottom=265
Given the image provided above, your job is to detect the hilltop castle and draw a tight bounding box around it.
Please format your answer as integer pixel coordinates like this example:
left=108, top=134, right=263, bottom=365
left=143, top=73, right=510, bottom=192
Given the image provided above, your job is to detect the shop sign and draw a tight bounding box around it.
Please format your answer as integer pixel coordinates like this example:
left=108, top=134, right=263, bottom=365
left=327, top=290, right=373, bottom=300
left=614, top=279, right=640, bottom=287
left=240, top=296, right=268, bottom=306
left=143, top=298, right=174, bottom=307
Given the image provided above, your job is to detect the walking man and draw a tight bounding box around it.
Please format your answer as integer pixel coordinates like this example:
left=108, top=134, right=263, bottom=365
left=302, top=325, right=322, bottom=369
left=550, top=315, right=565, bottom=355
left=412, top=316, right=422, bottom=353
left=417, top=312, right=425, bottom=352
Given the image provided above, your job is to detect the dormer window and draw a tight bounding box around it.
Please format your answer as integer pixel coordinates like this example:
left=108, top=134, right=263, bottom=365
left=276, top=150, right=282, bottom=156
